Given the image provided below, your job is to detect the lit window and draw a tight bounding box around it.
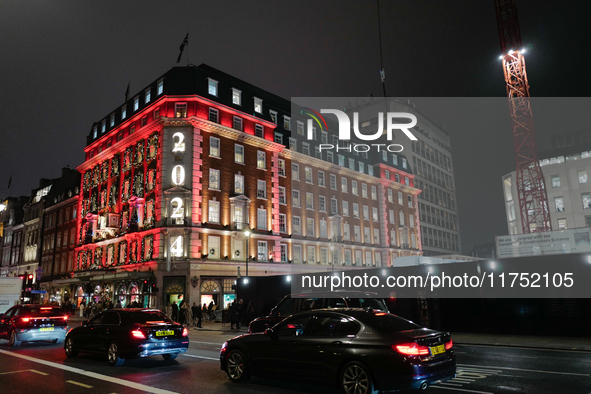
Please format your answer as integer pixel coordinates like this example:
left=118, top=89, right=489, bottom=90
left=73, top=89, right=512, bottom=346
left=254, top=97, right=263, bottom=113
left=209, top=107, right=219, bottom=123
left=93, top=126, right=98, bottom=139
left=157, top=79, right=164, bottom=95
left=306, top=218, right=315, bottom=237
left=342, top=201, right=349, bottom=216
left=255, top=124, right=264, bottom=138
left=278, top=159, right=286, bottom=176
left=121, top=105, right=127, bottom=120
left=292, top=190, right=300, bottom=207
left=318, top=171, right=325, bottom=187
left=555, top=197, right=565, bottom=212
left=373, top=207, right=379, bottom=221
left=293, top=216, right=301, bottom=235
left=330, top=174, right=337, bottom=190
left=210, top=136, right=220, bottom=157
left=234, top=174, right=244, bottom=194
left=388, top=189, right=393, bottom=202
left=208, top=78, right=218, bottom=96
left=208, top=236, right=220, bottom=258
left=306, top=245, right=316, bottom=263
left=283, top=116, right=291, bottom=130
left=209, top=169, right=220, bottom=190
left=407, top=195, right=413, bottom=207
left=341, top=177, right=348, bottom=193
left=101, top=119, right=106, bottom=134
left=292, top=164, right=300, bottom=181
left=371, top=186, right=377, bottom=200
left=289, top=138, right=297, bottom=151
left=319, top=196, right=326, bottom=212
left=257, top=180, right=266, bottom=199
left=402, top=158, right=407, bottom=169
left=362, top=183, right=368, bottom=198
left=133, top=96, right=139, bottom=111
left=274, top=133, right=283, bottom=144
left=175, top=103, right=187, bottom=117
left=110, top=114, right=115, bottom=127
left=208, top=201, right=220, bottom=223
left=279, top=186, right=286, bottom=204
left=145, top=88, right=151, bottom=104
left=269, top=110, right=277, bottom=124
left=305, top=167, right=313, bottom=183
left=232, top=88, right=241, bottom=105
left=558, top=218, right=567, bottom=230
left=579, top=170, right=588, bottom=184
left=257, top=210, right=267, bottom=231
left=398, top=192, right=403, bottom=205
left=257, top=151, right=266, bottom=169
left=551, top=175, right=560, bottom=188
left=297, top=121, right=304, bottom=136
left=233, top=116, right=243, bottom=131
left=279, top=214, right=287, bottom=233
left=306, top=193, right=314, bottom=209
left=235, top=144, right=244, bottom=163
left=352, top=181, right=358, bottom=195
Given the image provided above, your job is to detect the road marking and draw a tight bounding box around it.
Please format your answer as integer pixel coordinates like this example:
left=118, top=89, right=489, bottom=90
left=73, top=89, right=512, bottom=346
left=0, top=349, right=180, bottom=394
left=181, top=354, right=218, bottom=360
left=439, top=382, right=464, bottom=386
left=452, top=378, right=475, bottom=383
left=67, top=380, right=93, bottom=389
left=191, top=341, right=224, bottom=346
left=0, top=369, right=49, bottom=376
left=459, top=343, right=591, bottom=354
left=458, top=363, right=590, bottom=377
left=432, top=386, right=494, bottom=394
left=30, top=369, right=48, bottom=375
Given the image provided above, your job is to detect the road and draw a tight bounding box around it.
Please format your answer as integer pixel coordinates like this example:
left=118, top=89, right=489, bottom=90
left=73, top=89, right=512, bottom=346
left=0, top=325, right=590, bottom=394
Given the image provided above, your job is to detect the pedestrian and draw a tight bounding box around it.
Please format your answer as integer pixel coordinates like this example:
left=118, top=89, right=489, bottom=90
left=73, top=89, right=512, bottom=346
left=192, top=302, right=202, bottom=328
left=236, top=299, right=244, bottom=330
left=165, top=303, right=172, bottom=319
left=179, top=301, right=186, bottom=325
left=115, top=299, right=122, bottom=309
left=202, top=303, right=208, bottom=322
left=172, top=301, right=179, bottom=322
left=208, top=301, right=214, bottom=322
left=79, top=300, right=86, bottom=318
left=184, top=302, right=192, bottom=326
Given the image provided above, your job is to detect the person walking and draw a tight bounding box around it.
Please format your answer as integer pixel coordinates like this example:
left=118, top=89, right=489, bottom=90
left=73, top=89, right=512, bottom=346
left=184, top=302, right=192, bottom=326
left=207, top=301, right=214, bottom=322
left=202, top=303, right=208, bottom=322
left=236, top=299, right=244, bottom=330
left=171, top=301, right=179, bottom=322
left=229, top=301, right=238, bottom=329
left=193, top=302, right=202, bottom=328
left=179, top=301, right=186, bottom=325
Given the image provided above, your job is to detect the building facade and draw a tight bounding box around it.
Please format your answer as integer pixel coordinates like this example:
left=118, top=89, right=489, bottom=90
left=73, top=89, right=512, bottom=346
left=65, top=65, right=422, bottom=312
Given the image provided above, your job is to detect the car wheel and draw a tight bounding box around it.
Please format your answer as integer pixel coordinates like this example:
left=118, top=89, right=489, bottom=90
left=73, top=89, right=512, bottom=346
left=162, top=354, right=178, bottom=361
left=107, top=341, right=125, bottom=366
left=64, top=337, right=78, bottom=358
left=226, top=349, right=250, bottom=382
left=340, top=361, right=378, bottom=394
left=9, top=330, right=21, bottom=347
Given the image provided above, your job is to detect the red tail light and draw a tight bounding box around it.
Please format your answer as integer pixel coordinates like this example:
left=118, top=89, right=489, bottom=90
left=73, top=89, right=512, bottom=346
left=131, top=329, right=146, bottom=339
left=21, top=317, right=30, bottom=323
left=62, top=315, right=68, bottom=321
left=394, top=343, right=430, bottom=356
left=445, top=339, right=453, bottom=350
left=182, top=328, right=189, bottom=337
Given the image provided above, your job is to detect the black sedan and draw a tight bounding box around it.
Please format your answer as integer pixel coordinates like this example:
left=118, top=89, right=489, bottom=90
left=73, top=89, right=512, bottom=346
left=65, top=308, right=189, bottom=366
left=0, top=304, right=68, bottom=346
left=220, top=309, right=455, bottom=393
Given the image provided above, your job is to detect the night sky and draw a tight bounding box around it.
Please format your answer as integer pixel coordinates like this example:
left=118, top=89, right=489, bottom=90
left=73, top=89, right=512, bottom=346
left=1, top=1, right=590, bottom=254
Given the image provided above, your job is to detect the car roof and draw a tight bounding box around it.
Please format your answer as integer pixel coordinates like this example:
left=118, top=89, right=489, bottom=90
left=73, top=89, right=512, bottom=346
left=287, top=291, right=380, bottom=298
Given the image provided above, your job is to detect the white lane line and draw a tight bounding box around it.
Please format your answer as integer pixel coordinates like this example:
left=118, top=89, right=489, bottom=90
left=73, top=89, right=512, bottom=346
left=458, top=363, right=590, bottom=377
left=67, top=380, right=93, bottom=389
left=459, top=344, right=591, bottom=354
left=0, top=350, right=180, bottom=394
left=452, top=378, right=475, bottom=383
left=191, top=341, right=224, bottom=346
left=181, top=354, right=219, bottom=361
left=432, top=386, right=494, bottom=394
left=30, top=369, right=49, bottom=376
left=457, top=367, right=502, bottom=373
left=439, top=382, right=464, bottom=386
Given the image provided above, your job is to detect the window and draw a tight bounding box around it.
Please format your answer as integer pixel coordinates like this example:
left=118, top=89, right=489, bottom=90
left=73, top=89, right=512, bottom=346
left=232, top=88, right=241, bottom=105
left=318, top=171, right=325, bottom=187
left=321, top=131, right=328, bottom=144
left=279, top=186, right=286, bottom=204
left=343, top=224, right=350, bottom=241
left=235, top=144, right=244, bottom=163
left=405, top=176, right=410, bottom=186
left=257, top=151, right=266, bottom=169
left=354, top=226, right=361, bottom=242
left=254, top=97, right=263, bottom=113
left=140, top=116, right=147, bottom=127
left=389, top=209, right=395, bottom=224
left=92, top=126, right=98, bottom=139
left=133, top=96, right=139, bottom=111
left=257, top=209, right=267, bottom=230
left=210, top=136, right=220, bottom=157
left=279, top=214, right=287, bottom=233
left=363, top=205, right=369, bottom=220
left=348, top=158, right=355, bottom=170
left=579, top=170, right=588, bottom=184
left=551, top=175, right=560, bottom=188
left=353, top=203, right=359, bottom=218
left=555, top=197, right=565, bottom=212
left=398, top=192, right=403, bottom=205
left=293, top=216, right=301, bottom=235
left=289, top=138, right=297, bottom=151
left=342, top=201, right=349, bottom=216
left=307, top=246, right=316, bottom=263
left=319, top=196, right=326, bottom=212
left=392, top=154, right=398, bottom=166
left=101, top=119, right=106, bottom=133
left=306, top=218, right=315, bottom=237
left=330, top=174, right=337, bottom=190
left=399, top=212, right=405, bottom=226
left=208, top=200, right=220, bottom=223
left=409, top=214, right=414, bottom=227
left=293, top=244, right=302, bottom=263
left=235, top=174, right=244, bottom=194
left=306, top=193, right=314, bottom=209
left=372, top=207, right=379, bottom=221
left=208, top=236, right=220, bottom=258
left=209, top=107, right=219, bottom=123
left=387, top=189, right=393, bottom=203
left=362, top=183, right=368, bottom=198
left=280, top=243, right=287, bottom=261
left=331, top=198, right=338, bottom=214
left=297, top=121, right=304, bottom=136
left=371, top=186, right=377, bottom=200
left=233, top=116, right=243, bottom=131
left=345, top=249, right=352, bottom=265
left=292, top=164, right=300, bottom=181
left=338, top=155, right=345, bottom=167
left=402, top=158, right=407, bottom=169
left=320, top=247, right=328, bottom=264
left=341, top=178, right=348, bottom=193
left=305, top=167, right=313, bottom=183
left=255, top=124, right=264, bottom=138
left=395, top=173, right=400, bottom=183
left=278, top=159, right=286, bottom=176
left=407, top=195, right=413, bottom=207
left=257, top=180, right=266, bottom=199
left=558, top=218, right=567, bottom=230
left=110, top=113, right=115, bottom=127
left=175, top=103, right=187, bottom=117
left=284, top=116, right=291, bottom=130
left=292, top=190, right=300, bottom=207
left=327, top=151, right=334, bottom=164
left=145, top=87, right=151, bottom=103
left=257, top=241, right=268, bottom=261
left=315, top=146, right=322, bottom=160
left=374, top=228, right=380, bottom=244
left=364, top=227, right=371, bottom=244
left=157, top=78, right=164, bottom=95
left=382, top=150, right=388, bottom=161
left=208, top=78, right=218, bottom=96
left=274, top=133, right=283, bottom=144
left=365, top=251, right=373, bottom=266
left=302, top=143, right=310, bottom=155
left=352, top=181, right=358, bottom=195
left=269, top=110, right=277, bottom=124
left=209, top=169, right=220, bottom=190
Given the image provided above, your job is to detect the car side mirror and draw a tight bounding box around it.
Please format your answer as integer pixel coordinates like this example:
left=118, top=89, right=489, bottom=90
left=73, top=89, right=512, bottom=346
left=264, top=328, right=275, bottom=337
left=82, top=320, right=89, bottom=327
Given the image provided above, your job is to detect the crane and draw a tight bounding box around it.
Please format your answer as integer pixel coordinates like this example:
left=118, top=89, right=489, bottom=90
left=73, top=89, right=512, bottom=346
left=494, top=0, right=551, bottom=233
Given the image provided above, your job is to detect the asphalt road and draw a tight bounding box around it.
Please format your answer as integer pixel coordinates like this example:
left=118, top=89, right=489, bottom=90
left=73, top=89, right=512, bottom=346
left=0, top=325, right=590, bottom=394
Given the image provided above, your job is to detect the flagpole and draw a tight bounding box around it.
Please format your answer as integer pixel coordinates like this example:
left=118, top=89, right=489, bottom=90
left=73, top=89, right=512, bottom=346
left=186, top=29, right=190, bottom=66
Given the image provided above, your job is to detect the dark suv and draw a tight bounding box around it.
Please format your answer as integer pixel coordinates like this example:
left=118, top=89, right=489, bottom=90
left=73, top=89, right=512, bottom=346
left=0, top=304, right=68, bottom=346
left=248, top=292, right=388, bottom=333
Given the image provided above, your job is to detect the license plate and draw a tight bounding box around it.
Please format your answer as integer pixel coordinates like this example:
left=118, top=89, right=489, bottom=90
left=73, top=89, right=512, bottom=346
left=155, top=330, right=175, bottom=337
left=40, top=327, right=54, bottom=332
left=430, top=344, right=445, bottom=355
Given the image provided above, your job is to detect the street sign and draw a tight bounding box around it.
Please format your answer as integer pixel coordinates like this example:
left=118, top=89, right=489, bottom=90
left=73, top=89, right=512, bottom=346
left=30, top=290, right=47, bottom=294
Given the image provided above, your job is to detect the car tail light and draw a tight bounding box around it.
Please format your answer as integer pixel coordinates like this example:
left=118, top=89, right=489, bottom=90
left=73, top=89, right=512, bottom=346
left=62, top=315, right=68, bottom=321
left=394, top=343, right=430, bottom=356
left=182, top=327, right=189, bottom=337
left=445, top=339, right=453, bottom=350
left=21, top=317, right=31, bottom=323
left=131, top=329, right=146, bottom=339
left=220, top=341, right=228, bottom=354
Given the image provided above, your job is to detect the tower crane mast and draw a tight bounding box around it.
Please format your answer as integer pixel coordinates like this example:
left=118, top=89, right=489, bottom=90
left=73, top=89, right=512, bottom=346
left=494, top=0, right=551, bottom=233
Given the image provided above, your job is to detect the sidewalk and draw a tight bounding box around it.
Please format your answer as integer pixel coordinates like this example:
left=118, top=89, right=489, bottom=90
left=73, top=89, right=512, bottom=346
left=67, top=315, right=591, bottom=351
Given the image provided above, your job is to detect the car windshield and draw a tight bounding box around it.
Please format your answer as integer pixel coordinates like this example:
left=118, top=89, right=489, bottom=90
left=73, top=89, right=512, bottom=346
left=360, top=313, right=421, bottom=332
left=23, top=307, right=62, bottom=317
left=128, top=311, right=172, bottom=324
left=345, top=298, right=388, bottom=311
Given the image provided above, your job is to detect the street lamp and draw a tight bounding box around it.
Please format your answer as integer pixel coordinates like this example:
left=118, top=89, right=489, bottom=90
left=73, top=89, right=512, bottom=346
left=0, top=202, right=6, bottom=212
left=244, top=231, right=250, bottom=277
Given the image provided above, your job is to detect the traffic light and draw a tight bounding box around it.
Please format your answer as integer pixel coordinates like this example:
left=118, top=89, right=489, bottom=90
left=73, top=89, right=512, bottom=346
left=27, top=274, right=34, bottom=289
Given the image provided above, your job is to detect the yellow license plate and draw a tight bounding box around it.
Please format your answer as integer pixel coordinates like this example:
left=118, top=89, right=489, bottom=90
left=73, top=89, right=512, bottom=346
left=430, top=344, right=445, bottom=355
left=155, top=330, right=174, bottom=337
left=40, top=327, right=54, bottom=332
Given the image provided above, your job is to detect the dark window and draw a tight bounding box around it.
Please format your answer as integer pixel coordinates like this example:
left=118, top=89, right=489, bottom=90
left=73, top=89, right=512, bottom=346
left=345, top=298, right=388, bottom=311
left=89, top=313, right=105, bottom=326
left=308, top=316, right=341, bottom=336
left=274, top=298, right=299, bottom=317
left=277, top=316, right=313, bottom=337
left=101, top=312, right=121, bottom=325
left=127, top=311, right=171, bottom=324
left=361, top=314, right=420, bottom=332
